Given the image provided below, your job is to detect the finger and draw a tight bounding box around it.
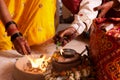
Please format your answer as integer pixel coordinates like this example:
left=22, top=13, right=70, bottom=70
left=53, top=35, right=61, bottom=45
left=24, top=40, right=31, bottom=54
left=18, top=50, right=23, bottom=54
left=98, top=10, right=107, bottom=18
left=15, top=46, right=24, bottom=55
left=111, top=18, right=120, bottom=21
left=13, top=37, right=29, bottom=55
left=57, top=27, right=74, bottom=38
left=62, top=40, right=68, bottom=46
left=98, top=5, right=112, bottom=17
left=94, top=6, right=102, bottom=11
left=54, top=31, right=68, bottom=45
left=18, top=38, right=29, bottom=55
left=21, top=44, right=28, bottom=55
left=94, top=6, right=106, bottom=18
left=13, top=40, right=24, bottom=55
left=59, top=31, right=65, bottom=38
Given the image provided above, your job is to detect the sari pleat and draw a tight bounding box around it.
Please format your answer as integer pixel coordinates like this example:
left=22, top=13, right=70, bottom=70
left=0, top=0, right=56, bottom=50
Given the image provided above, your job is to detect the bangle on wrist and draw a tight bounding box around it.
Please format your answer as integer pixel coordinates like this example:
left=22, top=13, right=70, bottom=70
left=11, top=32, right=23, bottom=42
left=5, top=21, right=17, bottom=30
left=7, top=28, right=18, bottom=36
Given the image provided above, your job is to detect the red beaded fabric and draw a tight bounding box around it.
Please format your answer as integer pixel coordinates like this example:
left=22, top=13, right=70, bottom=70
left=90, top=18, right=120, bottom=80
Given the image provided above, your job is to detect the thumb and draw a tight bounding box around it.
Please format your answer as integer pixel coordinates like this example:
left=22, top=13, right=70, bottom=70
left=98, top=10, right=106, bottom=18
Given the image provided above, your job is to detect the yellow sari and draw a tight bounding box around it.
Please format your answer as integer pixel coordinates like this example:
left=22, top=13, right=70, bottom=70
left=0, top=0, right=56, bottom=50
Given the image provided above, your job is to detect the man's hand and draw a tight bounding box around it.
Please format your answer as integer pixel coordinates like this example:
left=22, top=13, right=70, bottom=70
left=94, top=1, right=114, bottom=18
left=12, top=36, right=31, bottom=55
left=54, top=27, right=79, bottom=46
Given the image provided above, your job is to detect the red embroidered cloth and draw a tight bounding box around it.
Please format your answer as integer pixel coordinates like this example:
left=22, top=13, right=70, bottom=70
left=61, top=0, right=82, bottom=14
left=90, top=18, right=120, bottom=80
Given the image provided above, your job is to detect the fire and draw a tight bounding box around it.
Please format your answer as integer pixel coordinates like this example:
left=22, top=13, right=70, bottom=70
left=25, top=55, right=51, bottom=72
left=60, top=48, right=64, bottom=55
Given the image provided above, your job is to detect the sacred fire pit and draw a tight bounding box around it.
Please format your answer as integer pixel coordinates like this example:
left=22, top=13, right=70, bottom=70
left=13, top=48, right=89, bottom=80
left=13, top=54, right=51, bottom=80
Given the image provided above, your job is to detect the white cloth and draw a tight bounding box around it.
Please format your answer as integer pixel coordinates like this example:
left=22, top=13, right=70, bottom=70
left=71, top=0, right=102, bottom=34
left=0, top=50, right=22, bottom=80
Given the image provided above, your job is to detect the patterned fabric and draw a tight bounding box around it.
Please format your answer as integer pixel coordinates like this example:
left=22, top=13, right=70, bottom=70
left=90, top=19, right=120, bottom=80
left=0, top=0, right=56, bottom=50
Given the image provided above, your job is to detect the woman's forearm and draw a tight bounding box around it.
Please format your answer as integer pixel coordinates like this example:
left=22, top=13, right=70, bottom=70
left=0, top=0, right=12, bottom=24
left=0, top=0, right=19, bottom=36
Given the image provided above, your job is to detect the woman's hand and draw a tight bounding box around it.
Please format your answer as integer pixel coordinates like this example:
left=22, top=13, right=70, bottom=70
left=0, top=0, right=31, bottom=55
left=94, top=1, right=114, bottom=18
left=12, top=34, right=31, bottom=55
left=54, top=27, right=79, bottom=46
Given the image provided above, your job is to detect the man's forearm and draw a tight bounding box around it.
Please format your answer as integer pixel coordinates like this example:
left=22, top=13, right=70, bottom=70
left=71, top=0, right=102, bottom=34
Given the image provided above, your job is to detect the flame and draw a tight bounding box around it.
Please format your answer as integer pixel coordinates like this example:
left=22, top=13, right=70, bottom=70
left=26, top=55, right=51, bottom=72
left=60, top=48, right=64, bottom=55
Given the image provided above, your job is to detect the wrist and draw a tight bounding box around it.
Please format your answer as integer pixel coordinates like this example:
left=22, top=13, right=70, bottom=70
left=71, top=23, right=85, bottom=34
left=11, top=32, right=23, bottom=42
left=5, top=21, right=19, bottom=36
left=5, top=21, right=17, bottom=30
left=7, top=24, right=19, bottom=36
left=68, top=27, right=76, bottom=32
